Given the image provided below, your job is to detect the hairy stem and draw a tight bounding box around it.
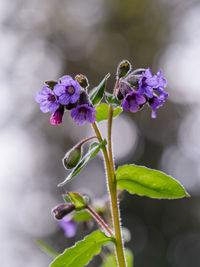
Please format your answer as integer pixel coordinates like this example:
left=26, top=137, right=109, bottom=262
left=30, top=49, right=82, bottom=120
left=86, top=205, right=114, bottom=237
left=107, top=79, right=126, bottom=267
left=92, top=122, right=126, bottom=267
left=75, top=135, right=97, bottom=149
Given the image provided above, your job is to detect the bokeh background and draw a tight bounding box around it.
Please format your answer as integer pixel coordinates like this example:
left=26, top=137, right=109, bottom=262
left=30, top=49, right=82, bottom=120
left=1, top=0, right=200, bottom=266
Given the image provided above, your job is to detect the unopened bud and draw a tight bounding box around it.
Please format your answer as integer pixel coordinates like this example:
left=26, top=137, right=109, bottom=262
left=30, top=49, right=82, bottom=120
left=75, top=74, right=89, bottom=89
left=65, top=102, right=78, bottom=110
left=79, top=90, right=91, bottom=106
left=63, top=146, right=82, bottom=169
left=45, top=80, right=58, bottom=90
left=116, top=81, right=132, bottom=100
left=52, top=203, right=75, bottom=220
left=116, top=60, right=132, bottom=79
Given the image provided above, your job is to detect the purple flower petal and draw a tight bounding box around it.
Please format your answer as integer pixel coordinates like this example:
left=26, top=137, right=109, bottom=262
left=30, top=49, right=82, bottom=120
left=122, top=91, right=146, bottom=113
left=156, top=70, right=167, bottom=89
left=71, top=104, right=96, bottom=125
left=59, top=75, right=74, bottom=85
left=54, top=76, right=81, bottom=105
left=48, top=101, right=60, bottom=114
left=59, top=216, right=77, bottom=238
left=35, top=86, right=59, bottom=114
left=53, top=84, right=66, bottom=96
left=149, top=96, right=165, bottom=118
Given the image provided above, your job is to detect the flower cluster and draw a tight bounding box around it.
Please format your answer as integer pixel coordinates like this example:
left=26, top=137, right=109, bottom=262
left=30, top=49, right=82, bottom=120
left=35, top=75, right=96, bottom=126
left=35, top=61, right=168, bottom=128
left=117, top=67, right=168, bottom=118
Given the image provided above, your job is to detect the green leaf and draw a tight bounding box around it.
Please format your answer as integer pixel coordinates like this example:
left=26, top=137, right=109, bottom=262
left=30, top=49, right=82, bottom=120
left=63, top=194, right=73, bottom=203
left=50, top=230, right=114, bottom=267
left=58, top=140, right=107, bottom=186
left=104, top=92, right=122, bottom=107
left=101, top=249, right=134, bottom=267
left=96, top=103, right=122, bottom=122
left=35, top=239, right=58, bottom=259
left=116, top=164, right=190, bottom=199
left=89, top=74, right=110, bottom=105
left=73, top=210, right=92, bottom=222
left=68, top=192, right=86, bottom=210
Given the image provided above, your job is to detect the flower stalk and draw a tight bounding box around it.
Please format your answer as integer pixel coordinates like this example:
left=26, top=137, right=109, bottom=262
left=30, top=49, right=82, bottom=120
left=86, top=205, right=114, bottom=237
left=92, top=90, right=127, bottom=266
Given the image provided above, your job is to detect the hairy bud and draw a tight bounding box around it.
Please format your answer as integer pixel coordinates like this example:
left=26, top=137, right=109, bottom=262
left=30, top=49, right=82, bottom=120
left=45, top=80, right=58, bottom=90
left=116, top=60, right=132, bottom=79
left=63, top=146, right=82, bottom=169
left=52, top=203, right=75, bottom=220
left=75, top=74, right=89, bottom=89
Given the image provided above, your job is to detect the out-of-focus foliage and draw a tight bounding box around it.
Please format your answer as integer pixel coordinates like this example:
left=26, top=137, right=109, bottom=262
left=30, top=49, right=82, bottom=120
left=1, top=0, right=200, bottom=266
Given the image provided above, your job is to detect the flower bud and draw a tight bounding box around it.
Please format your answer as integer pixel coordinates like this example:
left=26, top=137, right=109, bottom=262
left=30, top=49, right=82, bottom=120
left=116, top=60, right=132, bottom=79
left=45, top=80, right=58, bottom=90
left=75, top=74, right=89, bottom=89
left=52, top=203, right=75, bottom=220
left=65, top=102, right=78, bottom=110
left=126, top=74, right=141, bottom=87
left=63, top=145, right=82, bottom=169
left=79, top=90, right=91, bottom=105
left=116, top=81, right=132, bottom=100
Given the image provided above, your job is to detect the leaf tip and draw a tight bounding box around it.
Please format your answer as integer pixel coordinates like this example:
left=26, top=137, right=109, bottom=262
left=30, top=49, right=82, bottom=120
left=106, top=73, right=111, bottom=79
left=185, top=192, right=191, bottom=198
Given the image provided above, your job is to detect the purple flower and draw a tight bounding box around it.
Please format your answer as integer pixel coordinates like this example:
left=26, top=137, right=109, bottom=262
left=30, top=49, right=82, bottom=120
left=139, top=68, right=158, bottom=98
left=122, top=91, right=146, bottom=112
left=71, top=104, right=96, bottom=126
left=50, top=109, right=64, bottom=125
left=149, top=96, right=166, bottom=118
left=59, top=216, right=77, bottom=238
left=54, top=75, right=81, bottom=105
left=156, top=70, right=167, bottom=89
left=35, top=86, right=59, bottom=114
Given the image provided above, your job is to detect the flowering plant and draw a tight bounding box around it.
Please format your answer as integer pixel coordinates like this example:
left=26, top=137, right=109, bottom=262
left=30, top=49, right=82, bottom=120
left=35, top=60, right=189, bottom=267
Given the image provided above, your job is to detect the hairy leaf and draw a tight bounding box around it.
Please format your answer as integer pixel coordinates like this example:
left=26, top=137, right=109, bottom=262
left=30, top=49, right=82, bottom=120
left=50, top=230, right=113, bottom=267
left=58, top=140, right=107, bottom=186
left=89, top=74, right=110, bottom=105
left=68, top=192, right=86, bottom=210
left=101, top=249, right=134, bottom=267
left=116, top=164, right=189, bottom=199
left=96, top=103, right=122, bottom=122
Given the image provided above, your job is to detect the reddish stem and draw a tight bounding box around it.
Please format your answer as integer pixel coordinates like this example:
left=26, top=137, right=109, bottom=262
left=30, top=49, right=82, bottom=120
left=86, top=206, right=114, bottom=237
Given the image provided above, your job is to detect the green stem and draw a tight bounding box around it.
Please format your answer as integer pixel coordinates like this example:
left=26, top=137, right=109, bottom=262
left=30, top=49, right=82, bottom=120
left=92, top=122, right=126, bottom=267
left=108, top=104, right=126, bottom=267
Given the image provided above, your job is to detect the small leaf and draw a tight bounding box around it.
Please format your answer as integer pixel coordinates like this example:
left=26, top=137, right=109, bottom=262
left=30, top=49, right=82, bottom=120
left=101, top=248, right=134, bottom=267
left=96, top=103, right=122, bottom=122
left=35, top=239, right=58, bottom=259
left=73, top=210, right=92, bottom=222
left=105, top=92, right=122, bottom=107
left=63, top=194, right=73, bottom=203
left=58, top=140, right=107, bottom=186
left=116, top=164, right=189, bottom=199
left=50, top=230, right=114, bottom=267
left=89, top=74, right=110, bottom=105
left=68, top=192, right=86, bottom=210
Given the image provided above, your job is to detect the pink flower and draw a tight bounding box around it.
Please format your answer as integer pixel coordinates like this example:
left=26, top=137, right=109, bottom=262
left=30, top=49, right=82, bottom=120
left=50, top=109, right=64, bottom=125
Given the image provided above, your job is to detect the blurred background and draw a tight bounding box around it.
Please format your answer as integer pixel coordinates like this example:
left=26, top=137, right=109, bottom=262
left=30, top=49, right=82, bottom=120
left=1, top=0, right=200, bottom=266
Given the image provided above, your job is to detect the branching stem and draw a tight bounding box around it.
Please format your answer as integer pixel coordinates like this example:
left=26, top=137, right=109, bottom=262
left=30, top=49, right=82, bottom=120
left=92, top=89, right=126, bottom=266
left=86, top=205, right=114, bottom=237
